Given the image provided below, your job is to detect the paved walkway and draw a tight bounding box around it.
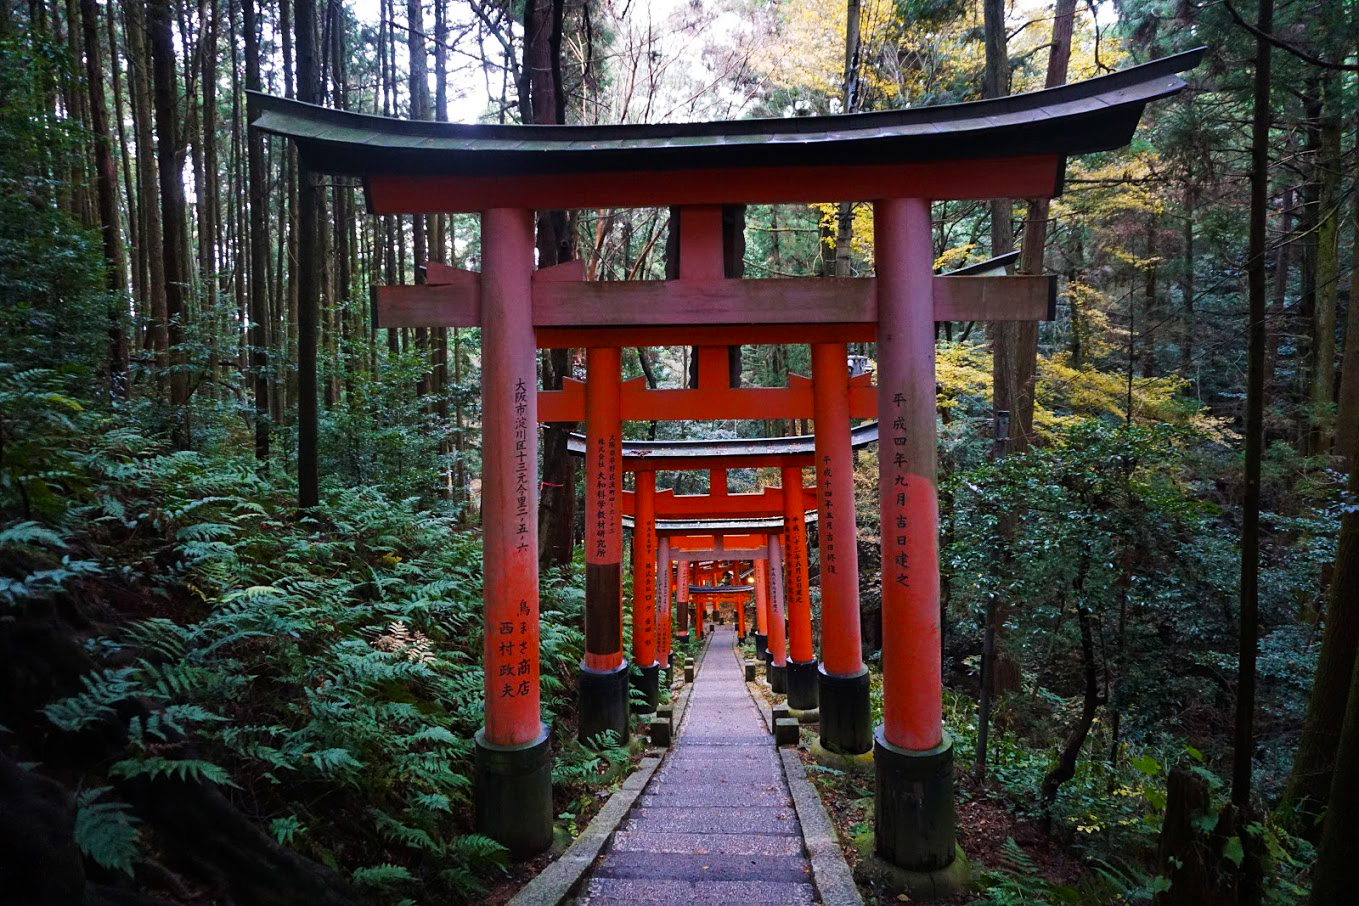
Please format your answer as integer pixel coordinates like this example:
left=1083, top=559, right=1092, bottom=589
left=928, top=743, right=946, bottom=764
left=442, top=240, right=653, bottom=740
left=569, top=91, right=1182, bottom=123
left=576, top=628, right=816, bottom=904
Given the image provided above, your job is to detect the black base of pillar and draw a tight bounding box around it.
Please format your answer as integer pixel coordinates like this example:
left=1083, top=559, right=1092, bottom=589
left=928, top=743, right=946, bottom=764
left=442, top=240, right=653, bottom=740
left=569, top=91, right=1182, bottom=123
left=632, top=663, right=660, bottom=714
left=578, top=661, right=630, bottom=745
left=754, top=633, right=768, bottom=661
left=874, top=728, right=957, bottom=871
left=787, top=658, right=820, bottom=711
left=818, top=666, right=872, bottom=755
left=474, top=726, right=553, bottom=856
left=769, top=663, right=787, bottom=693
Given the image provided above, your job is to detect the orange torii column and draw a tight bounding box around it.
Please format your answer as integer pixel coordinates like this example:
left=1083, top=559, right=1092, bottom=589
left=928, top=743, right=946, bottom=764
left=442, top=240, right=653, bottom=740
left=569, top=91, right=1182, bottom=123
left=474, top=208, right=551, bottom=854
left=873, top=197, right=958, bottom=872
left=579, top=346, right=628, bottom=744
left=812, top=343, right=871, bottom=755
left=676, top=559, right=691, bottom=645
left=631, top=471, right=660, bottom=712
left=782, top=466, right=818, bottom=714
left=766, top=537, right=789, bottom=693
left=657, top=537, right=673, bottom=678
left=754, top=557, right=770, bottom=661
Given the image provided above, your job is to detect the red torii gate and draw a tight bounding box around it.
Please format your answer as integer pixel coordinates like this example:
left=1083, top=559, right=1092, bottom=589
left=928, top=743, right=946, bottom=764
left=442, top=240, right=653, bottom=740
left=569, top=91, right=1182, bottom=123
left=251, top=48, right=1200, bottom=879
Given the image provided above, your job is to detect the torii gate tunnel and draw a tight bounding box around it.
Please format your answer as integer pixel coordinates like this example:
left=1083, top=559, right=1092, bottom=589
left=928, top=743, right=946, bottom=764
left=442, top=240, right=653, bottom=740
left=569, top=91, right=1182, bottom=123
left=251, top=47, right=1199, bottom=875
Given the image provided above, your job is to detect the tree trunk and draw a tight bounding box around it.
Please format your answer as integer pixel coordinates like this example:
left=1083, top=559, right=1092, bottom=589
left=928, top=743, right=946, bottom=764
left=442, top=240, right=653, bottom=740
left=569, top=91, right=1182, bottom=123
left=295, top=0, right=321, bottom=508
left=1280, top=424, right=1359, bottom=836
left=1233, top=4, right=1272, bottom=903
left=148, top=0, right=192, bottom=447
left=1310, top=84, right=1341, bottom=454
left=528, top=0, right=579, bottom=570
left=1039, top=575, right=1102, bottom=812
left=79, top=0, right=129, bottom=400
left=125, top=1, right=168, bottom=384
left=244, top=0, right=270, bottom=462
left=1311, top=628, right=1359, bottom=902
left=1336, top=119, right=1359, bottom=468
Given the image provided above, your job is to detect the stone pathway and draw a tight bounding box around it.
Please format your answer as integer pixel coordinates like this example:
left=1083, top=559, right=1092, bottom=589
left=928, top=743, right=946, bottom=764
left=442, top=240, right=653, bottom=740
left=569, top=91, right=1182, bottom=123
left=576, top=627, right=817, bottom=904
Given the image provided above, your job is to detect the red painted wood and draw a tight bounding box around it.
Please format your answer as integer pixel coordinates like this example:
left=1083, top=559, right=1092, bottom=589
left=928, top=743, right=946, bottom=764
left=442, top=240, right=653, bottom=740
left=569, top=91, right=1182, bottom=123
left=813, top=342, right=864, bottom=678
left=539, top=373, right=876, bottom=423
left=620, top=485, right=816, bottom=519
left=657, top=537, right=672, bottom=665
left=767, top=537, right=788, bottom=668
left=632, top=471, right=658, bottom=669
left=479, top=209, right=541, bottom=748
left=876, top=197, right=944, bottom=751
left=374, top=275, right=1053, bottom=331
left=365, top=155, right=1063, bottom=213
left=584, top=347, right=623, bottom=671
left=782, top=465, right=815, bottom=665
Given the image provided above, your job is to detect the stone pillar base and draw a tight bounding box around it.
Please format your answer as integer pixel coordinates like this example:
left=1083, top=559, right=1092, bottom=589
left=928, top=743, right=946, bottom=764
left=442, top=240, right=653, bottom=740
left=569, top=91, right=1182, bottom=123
left=769, top=663, right=788, bottom=693
left=874, top=728, right=957, bottom=871
left=854, top=847, right=971, bottom=900
left=754, top=632, right=768, bottom=661
left=475, top=726, right=553, bottom=855
left=578, top=661, right=630, bottom=745
left=818, top=666, right=872, bottom=755
left=632, top=663, right=660, bottom=714
left=786, top=657, right=819, bottom=711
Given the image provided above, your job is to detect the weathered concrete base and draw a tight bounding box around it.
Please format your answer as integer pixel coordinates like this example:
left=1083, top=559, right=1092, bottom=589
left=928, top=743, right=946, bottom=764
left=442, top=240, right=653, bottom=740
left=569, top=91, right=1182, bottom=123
left=772, top=704, right=791, bottom=725
left=788, top=705, right=820, bottom=724
left=744, top=659, right=757, bottom=681
left=508, top=756, right=661, bottom=906
left=774, top=717, right=800, bottom=746
left=475, top=725, right=553, bottom=856
left=853, top=846, right=972, bottom=901
left=754, top=632, right=768, bottom=661
left=769, top=662, right=788, bottom=693
left=808, top=736, right=875, bottom=773
left=632, top=663, right=660, bottom=714
left=874, top=729, right=957, bottom=870
left=684, top=658, right=695, bottom=683
left=787, top=657, right=820, bottom=711
left=817, top=666, right=872, bottom=756
left=649, top=717, right=671, bottom=748
left=578, top=662, right=630, bottom=745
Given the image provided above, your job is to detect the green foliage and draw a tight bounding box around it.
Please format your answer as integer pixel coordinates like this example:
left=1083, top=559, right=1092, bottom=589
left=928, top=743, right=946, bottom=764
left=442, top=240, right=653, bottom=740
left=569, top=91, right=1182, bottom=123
left=73, top=787, right=140, bottom=876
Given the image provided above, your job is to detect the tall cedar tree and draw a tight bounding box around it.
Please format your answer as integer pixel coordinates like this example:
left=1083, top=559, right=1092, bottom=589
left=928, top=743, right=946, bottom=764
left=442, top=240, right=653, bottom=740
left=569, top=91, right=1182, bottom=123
left=296, top=0, right=321, bottom=507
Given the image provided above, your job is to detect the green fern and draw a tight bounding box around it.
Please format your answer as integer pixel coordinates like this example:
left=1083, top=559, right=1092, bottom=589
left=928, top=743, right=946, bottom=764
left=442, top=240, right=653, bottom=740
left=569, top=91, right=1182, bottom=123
left=74, top=788, right=140, bottom=876
left=351, top=863, right=415, bottom=889
left=110, top=756, right=238, bottom=788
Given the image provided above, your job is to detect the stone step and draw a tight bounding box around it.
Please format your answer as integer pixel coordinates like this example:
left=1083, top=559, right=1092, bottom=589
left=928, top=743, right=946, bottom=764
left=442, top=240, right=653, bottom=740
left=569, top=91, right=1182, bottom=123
left=622, top=806, right=799, bottom=835
left=579, top=877, right=817, bottom=905
left=595, top=851, right=810, bottom=884
left=608, top=831, right=803, bottom=858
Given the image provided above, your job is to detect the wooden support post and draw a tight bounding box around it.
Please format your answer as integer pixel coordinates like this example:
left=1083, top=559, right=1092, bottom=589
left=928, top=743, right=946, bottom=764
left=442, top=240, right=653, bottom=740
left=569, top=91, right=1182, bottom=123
left=474, top=208, right=551, bottom=854
left=677, top=559, right=691, bottom=643
left=657, top=537, right=673, bottom=669
left=873, top=197, right=957, bottom=873
left=579, top=346, right=628, bottom=743
left=782, top=465, right=819, bottom=712
left=767, top=539, right=788, bottom=694
left=632, top=470, right=659, bottom=711
left=812, top=342, right=872, bottom=754
left=755, top=550, right=770, bottom=661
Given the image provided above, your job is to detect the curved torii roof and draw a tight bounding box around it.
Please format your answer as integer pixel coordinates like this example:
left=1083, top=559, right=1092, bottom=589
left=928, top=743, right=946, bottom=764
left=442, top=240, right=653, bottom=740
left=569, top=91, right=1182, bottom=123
left=247, top=50, right=1202, bottom=212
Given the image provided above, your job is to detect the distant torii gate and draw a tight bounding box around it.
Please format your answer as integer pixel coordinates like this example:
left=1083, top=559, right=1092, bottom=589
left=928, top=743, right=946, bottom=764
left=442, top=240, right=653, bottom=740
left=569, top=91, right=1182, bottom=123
left=251, top=48, right=1200, bottom=880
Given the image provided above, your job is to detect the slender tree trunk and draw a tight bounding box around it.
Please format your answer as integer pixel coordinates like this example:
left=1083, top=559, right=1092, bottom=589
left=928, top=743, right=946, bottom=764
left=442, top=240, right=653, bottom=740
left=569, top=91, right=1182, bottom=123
left=1336, top=118, right=1359, bottom=468
left=295, top=0, right=320, bottom=507
left=1310, top=86, right=1341, bottom=454
left=80, top=0, right=129, bottom=400
left=244, top=0, right=270, bottom=462
left=148, top=0, right=192, bottom=447
left=126, top=1, right=167, bottom=380
left=1234, top=3, right=1272, bottom=902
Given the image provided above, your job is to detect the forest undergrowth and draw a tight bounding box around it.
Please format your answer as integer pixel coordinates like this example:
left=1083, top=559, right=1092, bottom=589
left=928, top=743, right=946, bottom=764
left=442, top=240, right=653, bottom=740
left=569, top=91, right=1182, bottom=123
left=1, top=369, right=632, bottom=904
